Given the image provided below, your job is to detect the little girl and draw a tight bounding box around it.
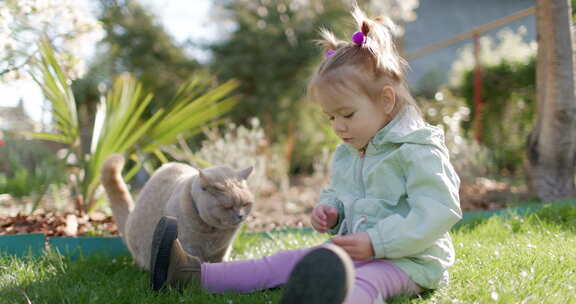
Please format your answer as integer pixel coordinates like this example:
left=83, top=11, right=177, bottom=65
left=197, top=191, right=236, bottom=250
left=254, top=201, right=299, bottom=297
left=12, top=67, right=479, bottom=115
left=149, top=7, right=461, bottom=304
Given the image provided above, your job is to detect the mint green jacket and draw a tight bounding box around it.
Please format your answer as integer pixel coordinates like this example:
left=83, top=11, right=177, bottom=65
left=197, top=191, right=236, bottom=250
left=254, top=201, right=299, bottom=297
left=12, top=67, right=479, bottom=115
left=320, top=106, right=462, bottom=290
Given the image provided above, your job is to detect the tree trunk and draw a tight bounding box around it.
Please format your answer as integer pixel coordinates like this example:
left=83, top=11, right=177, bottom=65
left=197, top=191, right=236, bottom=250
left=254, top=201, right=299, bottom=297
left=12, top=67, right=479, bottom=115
left=527, top=0, right=576, bottom=202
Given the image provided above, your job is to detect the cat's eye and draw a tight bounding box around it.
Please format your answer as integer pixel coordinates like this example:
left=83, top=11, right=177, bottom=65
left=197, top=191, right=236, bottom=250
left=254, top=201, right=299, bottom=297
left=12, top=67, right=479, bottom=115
left=204, top=185, right=223, bottom=193
left=222, top=203, right=233, bottom=209
left=343, top=112, right=355, bottom=119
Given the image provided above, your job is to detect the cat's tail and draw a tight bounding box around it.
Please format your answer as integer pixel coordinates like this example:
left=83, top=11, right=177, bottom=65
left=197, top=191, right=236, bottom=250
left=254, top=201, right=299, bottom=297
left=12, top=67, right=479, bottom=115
left=101, top=154, right=134, bottom=237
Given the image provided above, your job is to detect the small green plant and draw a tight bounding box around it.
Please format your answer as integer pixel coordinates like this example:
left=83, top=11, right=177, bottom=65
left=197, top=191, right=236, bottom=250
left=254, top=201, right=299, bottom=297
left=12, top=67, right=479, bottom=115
left=0, top=135, right=67, bottom=211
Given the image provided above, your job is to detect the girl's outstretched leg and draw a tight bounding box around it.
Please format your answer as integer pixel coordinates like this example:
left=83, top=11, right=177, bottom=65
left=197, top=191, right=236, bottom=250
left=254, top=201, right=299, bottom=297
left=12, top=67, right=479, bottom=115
left=201, top=246, right=313, bottom=293
left=345, top=260, right=423, bottom=304
left=150, top=216, right=313, bottom=292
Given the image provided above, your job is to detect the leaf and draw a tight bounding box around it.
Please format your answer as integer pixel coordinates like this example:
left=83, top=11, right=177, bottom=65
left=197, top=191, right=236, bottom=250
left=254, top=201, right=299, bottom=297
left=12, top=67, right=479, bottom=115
left=29, top=39, right=79, bottom=146
left=142, top=79, right=239, bottom=152
left=24, top=132, right=74, bottom=144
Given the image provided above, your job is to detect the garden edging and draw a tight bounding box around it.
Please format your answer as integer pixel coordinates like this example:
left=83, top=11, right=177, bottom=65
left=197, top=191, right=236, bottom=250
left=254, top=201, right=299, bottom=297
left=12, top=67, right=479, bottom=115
left=1, top=200, right=575, bottom=258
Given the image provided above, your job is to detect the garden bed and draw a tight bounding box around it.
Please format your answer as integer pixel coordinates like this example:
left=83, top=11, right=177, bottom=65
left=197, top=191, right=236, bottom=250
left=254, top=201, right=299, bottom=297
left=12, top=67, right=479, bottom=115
left=0, top=176, right=536, bottom=237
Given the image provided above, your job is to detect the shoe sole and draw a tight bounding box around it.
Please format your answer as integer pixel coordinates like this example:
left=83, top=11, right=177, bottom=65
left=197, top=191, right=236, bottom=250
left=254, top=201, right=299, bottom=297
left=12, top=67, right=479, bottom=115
left=150, top=216, right=178, bottom=291
left=281, top=244, right=354, bottom=304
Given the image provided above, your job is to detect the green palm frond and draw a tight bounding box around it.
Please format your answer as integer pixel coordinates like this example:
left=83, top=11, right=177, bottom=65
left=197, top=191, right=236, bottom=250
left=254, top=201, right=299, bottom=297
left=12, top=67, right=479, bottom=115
left=30, top=40, right=239, bottom=213
left=82, top=75, right=164, bottom=210
left=141, top=77, right=239, bottom=152
left=30, top=39, right=79, bottom=146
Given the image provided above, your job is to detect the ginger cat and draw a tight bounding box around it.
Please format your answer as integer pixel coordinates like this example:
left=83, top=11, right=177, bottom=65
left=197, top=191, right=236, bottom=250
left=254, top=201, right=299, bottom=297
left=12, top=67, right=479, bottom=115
left=101, top=154, right=254, bottom=269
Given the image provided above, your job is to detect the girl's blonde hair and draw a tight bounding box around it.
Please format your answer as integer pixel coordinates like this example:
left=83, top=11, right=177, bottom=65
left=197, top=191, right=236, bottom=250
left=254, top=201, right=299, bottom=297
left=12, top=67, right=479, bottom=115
left=308, top=6, right=419, bottom=114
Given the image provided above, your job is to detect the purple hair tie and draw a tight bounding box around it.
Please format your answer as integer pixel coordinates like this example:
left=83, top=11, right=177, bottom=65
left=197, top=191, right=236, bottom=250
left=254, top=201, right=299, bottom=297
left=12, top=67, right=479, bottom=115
left=352, top=31, right=366, bottom=45
left=324, top=49, right=336, bottom=58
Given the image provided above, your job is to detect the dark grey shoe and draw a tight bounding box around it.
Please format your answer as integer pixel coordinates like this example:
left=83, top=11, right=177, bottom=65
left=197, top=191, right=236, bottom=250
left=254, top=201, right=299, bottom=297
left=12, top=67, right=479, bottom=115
left=281, top=244, right=355, bottom=304
left=150, top=216, right=178, bottom=291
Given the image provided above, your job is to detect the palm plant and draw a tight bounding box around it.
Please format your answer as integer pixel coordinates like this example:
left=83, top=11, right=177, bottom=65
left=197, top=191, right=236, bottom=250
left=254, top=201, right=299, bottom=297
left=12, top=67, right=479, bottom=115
left=29, top=39, right=238, bottom=213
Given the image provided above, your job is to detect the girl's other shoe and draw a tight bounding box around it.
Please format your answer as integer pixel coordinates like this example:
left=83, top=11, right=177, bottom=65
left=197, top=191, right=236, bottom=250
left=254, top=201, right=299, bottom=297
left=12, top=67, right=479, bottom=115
left=281, top=243, right=355, bottom=304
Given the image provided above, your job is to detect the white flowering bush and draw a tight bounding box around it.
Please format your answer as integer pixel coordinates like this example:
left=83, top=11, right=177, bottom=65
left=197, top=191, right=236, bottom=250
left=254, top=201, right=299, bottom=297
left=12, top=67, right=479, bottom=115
left=198, top=119, right=271, bottom=192
left=164, top=118, right=282, bottom=197
left=0, top=0, right=103, bottom=82
left=448, top=26, right=537, bottom=174
left=449, top=26, right=536, bottom=87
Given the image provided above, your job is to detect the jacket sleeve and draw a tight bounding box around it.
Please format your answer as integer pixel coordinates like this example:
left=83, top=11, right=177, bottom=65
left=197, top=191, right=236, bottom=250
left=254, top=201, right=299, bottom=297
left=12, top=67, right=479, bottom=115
left=367, top=144, right=462, bottom=259
left=317, top=144, right=347, bottom=235
left=318, top=188, right=345, bottom=235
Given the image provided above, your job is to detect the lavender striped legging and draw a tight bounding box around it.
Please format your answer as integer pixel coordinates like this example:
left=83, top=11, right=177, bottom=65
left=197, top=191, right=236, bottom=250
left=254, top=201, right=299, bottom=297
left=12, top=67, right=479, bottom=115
left=200, top=247, right=423, bottom=303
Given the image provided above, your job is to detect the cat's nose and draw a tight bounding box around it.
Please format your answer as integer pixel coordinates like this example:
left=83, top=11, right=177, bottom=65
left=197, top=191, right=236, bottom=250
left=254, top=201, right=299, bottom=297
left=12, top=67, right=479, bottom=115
left=237, top=214, right=245, bottom=221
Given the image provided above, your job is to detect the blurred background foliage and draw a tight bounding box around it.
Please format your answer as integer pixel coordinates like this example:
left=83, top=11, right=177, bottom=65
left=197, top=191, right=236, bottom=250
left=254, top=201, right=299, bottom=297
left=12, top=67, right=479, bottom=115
left=72, top=0, right=203, bottom=155
left=415, top=26, right=539, bottom=181
left=97, top=0, right=200, bottom=110
left=0, top=133, right=67, bottom=208
left=451, top=27, right=537, bottom=178
left=2, top=0, right=573, bottom=214
left=457, top=58, right=536, bottom=175
left=207, top=0, right=350, bottom=173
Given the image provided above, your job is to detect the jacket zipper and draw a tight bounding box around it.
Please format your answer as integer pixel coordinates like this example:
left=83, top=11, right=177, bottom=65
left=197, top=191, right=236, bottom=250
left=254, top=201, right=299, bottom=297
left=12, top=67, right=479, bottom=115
left=347, top=148, right=366, bottom=234
left=358, top=148, right=366, bottom=197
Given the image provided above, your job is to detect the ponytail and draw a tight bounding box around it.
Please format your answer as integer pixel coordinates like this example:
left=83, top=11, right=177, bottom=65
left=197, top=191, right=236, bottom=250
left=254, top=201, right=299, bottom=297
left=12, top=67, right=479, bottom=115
left=351, top=6, right=407, bottom=78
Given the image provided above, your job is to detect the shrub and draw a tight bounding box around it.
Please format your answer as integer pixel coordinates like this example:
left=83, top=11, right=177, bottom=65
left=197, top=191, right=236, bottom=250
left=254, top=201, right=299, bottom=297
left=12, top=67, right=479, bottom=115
left=448, top=28, right=537, bottom=175
left=0, top=134, right=67, bottom=209
left=418, top=89, right=499, bottom=182
left=455, top=58, right=535, bottom=174
left=290, top=102, right=340, bottom=174
left=163, top=118, right=279, bottom=197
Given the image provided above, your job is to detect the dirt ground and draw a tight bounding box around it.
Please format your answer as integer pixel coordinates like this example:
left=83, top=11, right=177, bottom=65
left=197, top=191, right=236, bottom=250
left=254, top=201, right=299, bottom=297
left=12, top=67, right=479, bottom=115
left=0, top=176, right=535, bottom=237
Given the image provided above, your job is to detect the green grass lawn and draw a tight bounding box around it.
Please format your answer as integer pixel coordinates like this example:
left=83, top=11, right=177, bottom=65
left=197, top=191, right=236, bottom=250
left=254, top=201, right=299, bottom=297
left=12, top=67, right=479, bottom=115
left=1, top=203, right=575, bottom=304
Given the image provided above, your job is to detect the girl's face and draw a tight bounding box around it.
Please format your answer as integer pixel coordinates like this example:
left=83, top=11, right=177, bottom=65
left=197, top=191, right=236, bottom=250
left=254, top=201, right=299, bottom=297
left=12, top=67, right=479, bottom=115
left=316, top=83, right=393, bottom=151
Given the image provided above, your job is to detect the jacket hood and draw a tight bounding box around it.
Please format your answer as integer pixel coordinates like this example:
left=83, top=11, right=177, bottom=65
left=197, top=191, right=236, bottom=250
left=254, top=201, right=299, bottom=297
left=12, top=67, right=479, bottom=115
left=344, top=105, right=448, bottom=156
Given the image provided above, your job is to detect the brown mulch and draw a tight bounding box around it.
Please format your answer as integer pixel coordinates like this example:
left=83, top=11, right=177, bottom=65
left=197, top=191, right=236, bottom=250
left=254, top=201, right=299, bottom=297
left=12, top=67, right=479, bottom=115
left=459, top=177, right=534, bottom=212
left=0, top=177, right=535, bottom=237
left=0, top=211, right=118, bottom=237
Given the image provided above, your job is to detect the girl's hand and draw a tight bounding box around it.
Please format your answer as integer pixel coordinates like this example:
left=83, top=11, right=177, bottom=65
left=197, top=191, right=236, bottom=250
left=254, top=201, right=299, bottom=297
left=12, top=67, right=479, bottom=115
left=331, top=232, right=375, bottom=260
left=311, top=205, right=339, bottom=233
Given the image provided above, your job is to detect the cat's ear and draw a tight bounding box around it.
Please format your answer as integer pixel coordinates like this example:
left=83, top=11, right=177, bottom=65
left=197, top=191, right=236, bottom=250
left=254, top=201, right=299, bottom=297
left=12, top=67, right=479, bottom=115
left=238, top=167, right=253, bottom=180
left=199, top=170, right=210, bottom=188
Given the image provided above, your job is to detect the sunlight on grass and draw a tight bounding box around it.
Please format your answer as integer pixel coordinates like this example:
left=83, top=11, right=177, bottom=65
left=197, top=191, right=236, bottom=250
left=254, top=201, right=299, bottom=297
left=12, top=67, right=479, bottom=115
left=232, top=229, right=328, bottom=260
left=400, top=205, right=576, bottom=304
left=1, top=204, right=575, bottom=303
